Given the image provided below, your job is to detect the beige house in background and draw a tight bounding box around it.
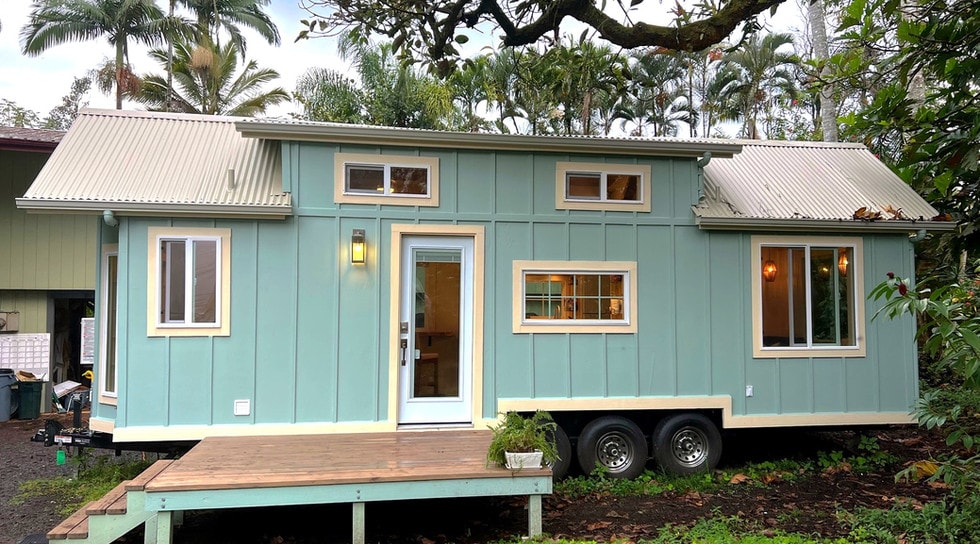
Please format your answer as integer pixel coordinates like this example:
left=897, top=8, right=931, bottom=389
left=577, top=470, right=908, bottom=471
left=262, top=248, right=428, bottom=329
left=0, top=126, right=96, bottom=388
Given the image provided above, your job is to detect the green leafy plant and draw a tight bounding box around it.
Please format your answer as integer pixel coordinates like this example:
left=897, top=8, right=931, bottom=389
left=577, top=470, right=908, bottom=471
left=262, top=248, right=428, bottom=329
left=486, top=411, right=559, bottom=467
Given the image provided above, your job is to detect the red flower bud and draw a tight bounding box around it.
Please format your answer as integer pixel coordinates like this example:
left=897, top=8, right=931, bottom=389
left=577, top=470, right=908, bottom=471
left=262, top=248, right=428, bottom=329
left=898, top=283, right=908, bottom=296
left=886, top=272, right=895, bottom=279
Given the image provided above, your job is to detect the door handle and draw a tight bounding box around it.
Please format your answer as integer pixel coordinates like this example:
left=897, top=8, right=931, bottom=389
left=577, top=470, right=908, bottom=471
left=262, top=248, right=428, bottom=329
left=400, top=339, right=408, bottom=366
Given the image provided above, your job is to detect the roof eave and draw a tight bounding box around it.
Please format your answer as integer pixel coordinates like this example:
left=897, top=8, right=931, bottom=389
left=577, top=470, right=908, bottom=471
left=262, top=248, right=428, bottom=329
left=694, top=215, right=957, bottom=233
left=235, top=121, right=743, bottom=158
left=15, top=198, right=292, bottom=220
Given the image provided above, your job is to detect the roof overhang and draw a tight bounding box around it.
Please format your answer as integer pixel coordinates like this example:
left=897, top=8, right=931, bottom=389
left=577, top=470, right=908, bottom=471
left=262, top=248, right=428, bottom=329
left=236, top=120, right=743, bottom=158
left=694, top=215, right=957, bottom=233
left=15, top=198, right=290, bottom=220
left=0, top=138, right=59, bottom=153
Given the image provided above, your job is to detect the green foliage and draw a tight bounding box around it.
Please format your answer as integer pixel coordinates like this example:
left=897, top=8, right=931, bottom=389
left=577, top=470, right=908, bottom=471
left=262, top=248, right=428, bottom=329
left=842, top=493, right=980, bottom=544
left=11, top=453, right=154, bottom=516
left=838, top=0, right=980, bottom=253
left=647, top=516, right=863, bottom=544
left=486, top=411, right=559, bottom=467
left=0, top=99, right=41, bottom=128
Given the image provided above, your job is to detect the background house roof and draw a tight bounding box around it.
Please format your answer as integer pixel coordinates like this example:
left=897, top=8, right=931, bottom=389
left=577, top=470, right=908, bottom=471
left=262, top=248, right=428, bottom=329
left=17, top=109, right=290, bottom=218
left=695, top=140, right=953, bottom=232
left=0, top=126, right=63, bottom=152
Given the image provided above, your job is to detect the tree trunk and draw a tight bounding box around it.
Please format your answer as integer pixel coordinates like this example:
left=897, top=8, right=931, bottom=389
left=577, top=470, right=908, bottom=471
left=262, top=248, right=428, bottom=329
left=808, top=0, right=838, bottom=142
left=115, top=40, right=125, bottom=109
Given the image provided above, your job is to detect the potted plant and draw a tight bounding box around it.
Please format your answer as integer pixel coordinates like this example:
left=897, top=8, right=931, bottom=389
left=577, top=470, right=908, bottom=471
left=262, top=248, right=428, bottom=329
left=486, top=411, right=560, bottom=470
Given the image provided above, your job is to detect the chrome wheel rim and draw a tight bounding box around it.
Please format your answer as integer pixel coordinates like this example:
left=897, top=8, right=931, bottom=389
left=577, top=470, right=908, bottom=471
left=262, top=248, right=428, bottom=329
left=670, top=426, right=708, bottom=468
left=595, top=431, right=633, bottom=472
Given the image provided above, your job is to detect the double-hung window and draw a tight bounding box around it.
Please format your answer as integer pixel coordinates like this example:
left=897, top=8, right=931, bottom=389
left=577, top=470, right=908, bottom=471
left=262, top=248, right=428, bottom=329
left=513, top=260, right=638, bottom=333
left=555, top=162, right=651, bottom=212
left=334, top=153, right=440, bottom=206
left=753, top=236, right=865, bottom=357
left=148, top=227, right=231, bottom=336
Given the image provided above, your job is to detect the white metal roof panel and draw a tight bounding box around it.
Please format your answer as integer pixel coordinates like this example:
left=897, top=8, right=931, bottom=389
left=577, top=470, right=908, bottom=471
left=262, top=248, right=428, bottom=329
left=18, top=109, right=290, bottom=218
left=695, top=140, right=952, bottom=231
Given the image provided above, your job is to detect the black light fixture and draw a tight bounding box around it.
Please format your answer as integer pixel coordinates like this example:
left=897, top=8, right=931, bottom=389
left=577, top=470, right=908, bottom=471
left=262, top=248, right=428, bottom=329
left=351, top=229, right=366, bottom=265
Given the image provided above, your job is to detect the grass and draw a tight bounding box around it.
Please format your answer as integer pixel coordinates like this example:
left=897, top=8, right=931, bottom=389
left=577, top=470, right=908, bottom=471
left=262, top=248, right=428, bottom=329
left=10, top=451, right=155, bottom=516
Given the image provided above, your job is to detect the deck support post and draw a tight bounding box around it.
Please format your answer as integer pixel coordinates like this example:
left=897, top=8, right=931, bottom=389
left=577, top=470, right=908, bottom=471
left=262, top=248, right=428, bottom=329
left=528, top=494, right=542, bottom=538
left=352, top=502, right=366, bottom=544
left=144, top=513, right=158, bottom=544
left=153, top=511, right=173, bottom=544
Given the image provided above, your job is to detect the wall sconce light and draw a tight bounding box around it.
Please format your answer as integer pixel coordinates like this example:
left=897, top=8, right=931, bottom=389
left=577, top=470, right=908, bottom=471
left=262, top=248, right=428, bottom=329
left=762, top=260, right=777, bottom=282
left=351, top=229, right=366, bottom=265
left=838, top=252, right=849, bottom=277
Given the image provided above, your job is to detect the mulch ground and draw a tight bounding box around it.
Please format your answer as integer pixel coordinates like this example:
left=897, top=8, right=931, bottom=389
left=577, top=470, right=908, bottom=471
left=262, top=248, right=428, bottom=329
left=0, top=415, right=953, bottom=544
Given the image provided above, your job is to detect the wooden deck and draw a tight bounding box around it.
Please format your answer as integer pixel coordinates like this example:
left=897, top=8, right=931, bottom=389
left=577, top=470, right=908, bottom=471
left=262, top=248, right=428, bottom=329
left=139, top=430, right=551, bottom=543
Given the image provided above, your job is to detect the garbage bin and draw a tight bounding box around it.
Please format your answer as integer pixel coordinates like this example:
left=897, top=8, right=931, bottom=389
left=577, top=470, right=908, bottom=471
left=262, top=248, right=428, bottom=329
left=16, top=379, right=43, bottom=420
left=0, top=369, right=17, bottom=422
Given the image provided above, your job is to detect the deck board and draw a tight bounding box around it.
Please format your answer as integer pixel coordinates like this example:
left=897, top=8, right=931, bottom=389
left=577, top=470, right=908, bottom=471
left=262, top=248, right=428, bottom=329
left=145, top=430, right=549, bottom=493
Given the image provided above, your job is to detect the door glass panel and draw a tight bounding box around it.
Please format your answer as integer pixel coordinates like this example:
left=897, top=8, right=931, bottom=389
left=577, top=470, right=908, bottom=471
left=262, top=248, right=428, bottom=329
left=104, top=254, right=118, bottom=394
left=413, top=249, right=461, bottom=398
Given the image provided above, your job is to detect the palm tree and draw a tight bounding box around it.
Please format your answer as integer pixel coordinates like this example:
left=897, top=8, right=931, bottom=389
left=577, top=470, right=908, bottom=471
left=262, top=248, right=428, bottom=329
left=21, top=0, right=188, bottom=109
left=618, top=50, right=691, bottom=137
left=132, top=38, right=288, bottom=116
left=545, top=38, right=627, bottom=135
left=293, top=67, right=364, bottom=123
left=714, top=33, right=800, bottom=139
left=178, top=0, right=279, bottom=53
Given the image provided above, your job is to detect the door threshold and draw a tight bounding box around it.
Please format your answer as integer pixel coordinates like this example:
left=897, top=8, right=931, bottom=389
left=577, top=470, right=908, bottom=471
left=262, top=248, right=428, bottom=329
left=397, top=422, right=474, bottom=431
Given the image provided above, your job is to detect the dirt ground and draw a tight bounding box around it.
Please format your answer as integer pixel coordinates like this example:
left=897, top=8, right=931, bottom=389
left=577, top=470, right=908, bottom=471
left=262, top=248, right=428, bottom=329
left=0, top=413, right=951, bottom=544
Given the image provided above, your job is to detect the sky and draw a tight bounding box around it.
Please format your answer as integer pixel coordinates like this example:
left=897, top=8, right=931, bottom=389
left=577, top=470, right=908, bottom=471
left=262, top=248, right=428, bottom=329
left=0, top=1, right=804, bottom=122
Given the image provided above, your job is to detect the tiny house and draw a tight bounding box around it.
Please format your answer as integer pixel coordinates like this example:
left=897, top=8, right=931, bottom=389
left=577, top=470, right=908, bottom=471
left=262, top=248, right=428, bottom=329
left=18, top=109, right=952, bottom=477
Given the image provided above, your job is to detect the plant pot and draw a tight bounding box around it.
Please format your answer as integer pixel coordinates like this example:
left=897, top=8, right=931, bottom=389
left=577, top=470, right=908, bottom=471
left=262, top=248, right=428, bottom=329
left=504, top=450, right=543, bottom=470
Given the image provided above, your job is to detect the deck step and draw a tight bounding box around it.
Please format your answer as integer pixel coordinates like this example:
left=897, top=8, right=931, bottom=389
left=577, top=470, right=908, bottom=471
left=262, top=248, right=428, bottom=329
left=85, top=480, right=130, bottom=516
left=47, top=501, right=93, bottom=540
left=127, top=459, right=174, bottom=491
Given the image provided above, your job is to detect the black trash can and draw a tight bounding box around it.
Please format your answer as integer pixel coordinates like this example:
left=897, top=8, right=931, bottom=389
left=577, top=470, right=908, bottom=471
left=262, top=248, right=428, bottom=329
left=0, top=369, right=17, bottom=422
left=16, top=380, right=43, bottom=420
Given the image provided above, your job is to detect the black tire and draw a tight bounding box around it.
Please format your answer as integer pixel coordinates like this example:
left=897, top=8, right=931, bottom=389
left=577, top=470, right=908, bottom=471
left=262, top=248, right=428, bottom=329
left=545, top=424, right=573, bottom=480
left=575, top=416, right=648, bottom=479
left=651, top=413, right=722, bottom=475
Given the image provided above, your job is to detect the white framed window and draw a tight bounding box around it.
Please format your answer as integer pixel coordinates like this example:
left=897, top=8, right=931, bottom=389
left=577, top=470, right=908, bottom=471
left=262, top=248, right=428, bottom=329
left=555, top=162, right=651, bottom=212
left=512, top=260, right=638, bottom=333
left=147, top=227, right=231, bottom=337
left=334, top=153, right=440, bottom=206
left=752, top=236, right=865, bottom=358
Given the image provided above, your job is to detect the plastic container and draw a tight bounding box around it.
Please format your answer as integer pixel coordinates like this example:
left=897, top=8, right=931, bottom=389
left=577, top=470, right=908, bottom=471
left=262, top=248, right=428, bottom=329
left=0, top=369, right=16, bottom=422
left=16, top=380, right=43, bottom=420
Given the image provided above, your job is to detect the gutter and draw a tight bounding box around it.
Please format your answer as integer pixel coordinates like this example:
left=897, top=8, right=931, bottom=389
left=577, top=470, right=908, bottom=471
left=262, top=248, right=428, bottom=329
left=236, top=121, right=744, bottom=159
left=694, top=215, right=957, bottom=233
left=16, top=198, right=292, bottom=220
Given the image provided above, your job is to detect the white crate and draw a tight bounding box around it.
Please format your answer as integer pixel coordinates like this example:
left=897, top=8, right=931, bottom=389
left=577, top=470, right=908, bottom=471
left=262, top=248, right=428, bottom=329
left=0, top=333, right=51, bottom=379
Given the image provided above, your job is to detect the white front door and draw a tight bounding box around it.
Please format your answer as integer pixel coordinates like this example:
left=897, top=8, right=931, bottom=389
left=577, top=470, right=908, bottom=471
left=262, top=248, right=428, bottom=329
left=397, top=236, right=474, bottom=424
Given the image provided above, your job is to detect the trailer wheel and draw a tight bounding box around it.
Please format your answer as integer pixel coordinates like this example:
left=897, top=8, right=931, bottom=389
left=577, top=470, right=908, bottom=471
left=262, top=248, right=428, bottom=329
left=652, top=413, right=722, bottom=474
left=576, top=416, right=648, bottom=479
left=545, top=424, right=572, bottom=480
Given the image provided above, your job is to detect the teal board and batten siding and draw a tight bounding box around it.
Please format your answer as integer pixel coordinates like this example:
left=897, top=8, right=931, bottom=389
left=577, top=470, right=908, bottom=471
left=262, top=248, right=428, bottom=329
left=107, top=141, right=918, bottom=433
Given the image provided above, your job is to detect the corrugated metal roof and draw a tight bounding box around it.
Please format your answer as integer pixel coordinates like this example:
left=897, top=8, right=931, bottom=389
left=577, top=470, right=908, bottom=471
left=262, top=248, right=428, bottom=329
left=695, top=140, right=953, bottom=232
left=17, top=109, right=290, bottom=218
left=237, top=117, right=744, bottom=158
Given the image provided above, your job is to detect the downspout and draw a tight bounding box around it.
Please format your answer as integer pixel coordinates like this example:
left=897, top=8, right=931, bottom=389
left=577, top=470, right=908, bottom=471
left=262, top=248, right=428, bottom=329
left=909, top=229, right=927, bottom=243
left=103, top=210, right=118, bottom=227
left=696, top=152, right=712, bottom=200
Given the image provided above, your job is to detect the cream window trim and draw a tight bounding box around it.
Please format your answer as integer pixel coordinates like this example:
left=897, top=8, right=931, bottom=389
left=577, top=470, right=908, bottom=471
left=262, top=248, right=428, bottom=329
left=334, top=152, right=440, bottom=207
left=751, top=235, right=866, bottom=358
left=512, top=260, right=638, bottom=334
left=147, top=227, right=231, bottom=337
left=555, top=161, right=651, bottom=212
